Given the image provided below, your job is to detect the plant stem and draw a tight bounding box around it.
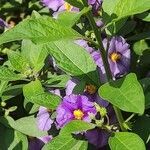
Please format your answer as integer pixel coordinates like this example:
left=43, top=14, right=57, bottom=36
left=125, top=113, right=135, bottom=123
left=82, top=0, right=126, bottom=131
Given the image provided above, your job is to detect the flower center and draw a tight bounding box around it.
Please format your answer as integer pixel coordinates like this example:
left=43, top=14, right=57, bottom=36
left=85, top=84, right=97, bottom=94
left=64, top=2, right=72, bottom=11
left=73, top=109, right=84, bottom=120
left=110, top=52, right=121, bottom=62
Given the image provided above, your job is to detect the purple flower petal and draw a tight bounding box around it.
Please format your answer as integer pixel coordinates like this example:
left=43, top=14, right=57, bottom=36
left=37, top=107, right=53, bottom=131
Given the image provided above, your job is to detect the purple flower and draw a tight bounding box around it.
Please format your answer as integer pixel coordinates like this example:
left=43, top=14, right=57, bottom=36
left=0, top=18, right=8, bottom=28
left=66, top=79, right=109, bottom=107
left=29, top=135, right=52, bottom=150
left=75, top=40, right=95, bottom=53
left=41, top=0, right=78, bottom=13
left=41, top=0, right=64, bottom=11
left=88, top=0, right=103, bottom=15
left=92, top=36, right=130, bottom=78
left=37, top=89, right=60, bottom=131
left=37, top=106, right=53, bottom=131
left=56, top=94, right=96, bottom=128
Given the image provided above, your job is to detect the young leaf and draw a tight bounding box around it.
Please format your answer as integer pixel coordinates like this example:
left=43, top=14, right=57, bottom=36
left=45, top=40, right=98, bottom=85
left=99, top=73, right=145, bottom=114
left=0, top=66, right=25, bottom=81
left=7, top=50, right=30, bottom=73
left=133, top=40, right=149, bottom=56
left=109, top=132, right=146, bottom=150
left=43, top=134, right=88, bottom=150
left=57, top=7, right=90, bottom=27
left=23, top=80, right=61, bottom=109
left=60, top=120, right=96, bottom=135
left=0, top=16, right=82, bottom=45
left=21, top=40, right=48, bottom=72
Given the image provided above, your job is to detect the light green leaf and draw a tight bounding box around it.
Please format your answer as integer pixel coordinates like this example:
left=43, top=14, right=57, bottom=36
left=133, top=40, right=149, bottom=56
left=23, top=80, right=61, bottom=109
left=109, top=132, right=146, bottom=150
left=0, top=66, right=25, bottom=81
left=0, top=16, right=82, bottom=45
left=57, top=7, right=90, bottom=27
left=7, top=50, right=30, bottom=73
left=43, top=134, right=88, bottom=150
left=0, top=81, right=8, bottom=97
left=103, top=0, right=150, bottom=25
left=0, top=116, right=47, bottom=137
left=99, top=73, right=145, bottom=114
left=60, top=120, right=96, bottom=135
left=45, top=74, right=71, bottom=88
left=45, top=40, right=98, bottom=85
left=21, top=40, right=48, bottom=72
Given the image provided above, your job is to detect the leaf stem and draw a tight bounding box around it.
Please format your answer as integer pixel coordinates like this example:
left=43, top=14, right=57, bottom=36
left=82, top=0, right=126, bottom=131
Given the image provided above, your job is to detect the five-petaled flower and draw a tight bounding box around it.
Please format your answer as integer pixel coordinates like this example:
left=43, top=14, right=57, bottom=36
left=56, top=94, right=96, bottom=128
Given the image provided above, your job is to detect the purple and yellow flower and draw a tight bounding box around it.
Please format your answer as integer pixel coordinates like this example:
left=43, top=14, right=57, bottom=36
left=92, top=36, right=130, bottom=78
left=41, top=0, right=78, bottom=13
left=56, top=94, right=96, bottom=128
left=66, top=79, right=109, bottom=107
left=41, top=0, right=102, bottom=15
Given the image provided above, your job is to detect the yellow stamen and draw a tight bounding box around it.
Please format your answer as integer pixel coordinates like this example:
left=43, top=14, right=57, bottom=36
left=85, top=84, right=97, bottom=95
left=110, top=52, right=121, bottom=62
left=73, top=109, right=84, bottom=120
left=64, top=2, right=72, bottom=11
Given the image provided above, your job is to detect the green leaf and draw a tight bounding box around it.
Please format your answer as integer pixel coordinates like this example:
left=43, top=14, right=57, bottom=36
left=0, top=116, right=47, bottom=137
left=2, top=84, right=24, bottom=101
left=0, top=81, right=8, bottom=97
left=133, top=40, right=149, bottom=56
left=118, top=20, right=136, bottom=36
left=137, top=12, right=150, bottom=22
left=109, top=132, right=146, bottom=150
left=7, top=50, right=30, bottom=73
left=0, top=66, right=25, bottom=81
left=45, top=40, right=97, bottom=85
left=23, top=80, right=61, bottom=109
left=0, top=16, right=82, bottom=45
left=43, top=134, right=88, bottom=150
left=57, top=7, right=90, bottom=27
left=60, top=120, right=96, bottom=135
left=103, top=0, right=150, bottom=24
left=21, top=40, right=48, bottom=72
left=0, top=123, right=28, bottom=150
left=45, top=74, right=71, bottom=88
left=99, top=73, right=145, bottom=114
